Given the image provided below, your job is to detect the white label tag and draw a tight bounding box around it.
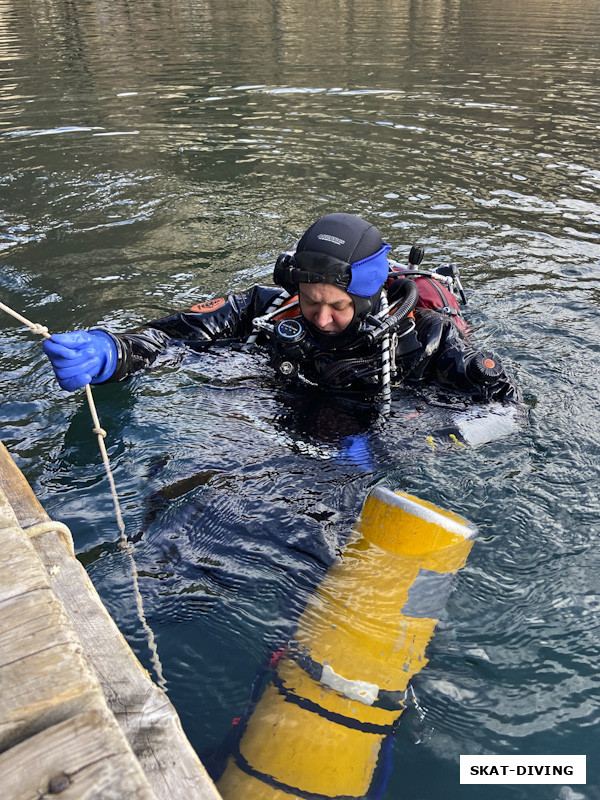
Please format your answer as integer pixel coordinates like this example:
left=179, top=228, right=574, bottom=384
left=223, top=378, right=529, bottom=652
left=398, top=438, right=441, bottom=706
left=320, top=664, right=379, bottom=705
left=460, top=755, right=586, bottom=784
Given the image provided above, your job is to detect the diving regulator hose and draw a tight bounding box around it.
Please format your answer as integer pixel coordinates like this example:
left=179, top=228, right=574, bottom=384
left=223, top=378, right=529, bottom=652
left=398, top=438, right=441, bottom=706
left=248, top=279, right=420, bottom=402
left=367, top=277, right=420, bottom=403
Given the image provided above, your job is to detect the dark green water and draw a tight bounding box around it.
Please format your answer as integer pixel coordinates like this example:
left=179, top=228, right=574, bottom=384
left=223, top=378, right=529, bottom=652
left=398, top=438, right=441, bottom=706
left=1, top=0, right=600, bottom=797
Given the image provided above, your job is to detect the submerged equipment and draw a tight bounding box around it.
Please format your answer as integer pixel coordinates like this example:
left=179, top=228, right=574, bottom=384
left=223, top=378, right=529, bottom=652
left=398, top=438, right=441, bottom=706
left=217, top=486, right=476, bottom=799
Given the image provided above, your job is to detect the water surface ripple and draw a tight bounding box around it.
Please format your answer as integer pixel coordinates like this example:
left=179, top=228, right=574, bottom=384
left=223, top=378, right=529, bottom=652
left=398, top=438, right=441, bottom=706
left=1, top=0, right=600, bottom=797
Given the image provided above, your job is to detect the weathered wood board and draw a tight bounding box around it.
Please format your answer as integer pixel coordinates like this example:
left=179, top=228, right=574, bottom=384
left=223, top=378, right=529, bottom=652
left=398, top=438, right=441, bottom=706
left=0, top=515, right=102, bottom=752
left=0, top=440, right=222, bottom=800
left=0, top=708, right=158, bottom=800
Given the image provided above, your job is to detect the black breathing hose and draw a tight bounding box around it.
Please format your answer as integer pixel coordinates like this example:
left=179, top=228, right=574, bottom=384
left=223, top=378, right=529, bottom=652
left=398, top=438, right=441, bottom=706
left=365, top=279, right=420, bottom=344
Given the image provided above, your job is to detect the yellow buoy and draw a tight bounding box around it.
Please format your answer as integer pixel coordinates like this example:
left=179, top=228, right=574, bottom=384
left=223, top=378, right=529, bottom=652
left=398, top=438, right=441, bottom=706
left=218, top=487, right=476, bottom=799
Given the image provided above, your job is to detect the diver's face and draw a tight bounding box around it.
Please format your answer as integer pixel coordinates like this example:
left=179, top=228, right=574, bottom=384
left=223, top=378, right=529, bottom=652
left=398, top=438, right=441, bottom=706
left=298, top=283, right=355, bottom=334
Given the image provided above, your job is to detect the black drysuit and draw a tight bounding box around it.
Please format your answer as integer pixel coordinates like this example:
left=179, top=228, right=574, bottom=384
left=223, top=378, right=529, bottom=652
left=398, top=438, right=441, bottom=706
left=99, top=284, right=519, bottom=403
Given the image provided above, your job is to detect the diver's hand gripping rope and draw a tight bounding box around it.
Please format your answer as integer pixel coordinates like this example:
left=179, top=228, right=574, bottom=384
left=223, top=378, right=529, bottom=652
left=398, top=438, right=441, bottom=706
left=0, top=299, right=166, bottom=691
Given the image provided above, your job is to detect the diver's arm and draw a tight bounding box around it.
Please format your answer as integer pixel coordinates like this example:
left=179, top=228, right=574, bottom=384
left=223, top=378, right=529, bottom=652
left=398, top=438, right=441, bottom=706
left=401, top=309, right=521, bottom=403
left=43, top=286, right=284, bottom=389
left=106, top=285, right=284, bottom=382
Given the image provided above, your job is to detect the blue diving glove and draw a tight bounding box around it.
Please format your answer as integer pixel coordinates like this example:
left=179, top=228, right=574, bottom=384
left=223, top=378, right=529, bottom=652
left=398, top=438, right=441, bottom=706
left=337, top=434, right=375, bottom=472
left=43, top=330, right=118, bottom=392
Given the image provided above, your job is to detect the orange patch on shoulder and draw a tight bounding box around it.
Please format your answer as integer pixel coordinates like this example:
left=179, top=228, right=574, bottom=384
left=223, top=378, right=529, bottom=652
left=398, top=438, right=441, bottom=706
left=189, top=297, right=226, bottom=313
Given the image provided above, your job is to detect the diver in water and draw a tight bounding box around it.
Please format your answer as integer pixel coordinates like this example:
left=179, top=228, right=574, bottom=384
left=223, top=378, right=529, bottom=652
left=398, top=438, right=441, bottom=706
left=42, top=212, right=520, bottom=404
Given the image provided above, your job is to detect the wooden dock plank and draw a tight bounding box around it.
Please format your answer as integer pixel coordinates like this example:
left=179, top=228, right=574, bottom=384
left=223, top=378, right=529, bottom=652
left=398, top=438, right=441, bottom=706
left=0, top=490, right=104, bottom=753
left=0, top=708, right=157, bottom=800
left=0, top=441, right=222, bottom=800
left=0, top=444, right=48, bottom=530
left=29, top=502, right=222, bottom=800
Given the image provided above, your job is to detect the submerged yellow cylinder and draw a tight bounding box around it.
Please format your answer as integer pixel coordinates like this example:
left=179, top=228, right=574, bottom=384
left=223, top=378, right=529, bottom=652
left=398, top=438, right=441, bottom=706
left=218, top=487, right=476, bottom=799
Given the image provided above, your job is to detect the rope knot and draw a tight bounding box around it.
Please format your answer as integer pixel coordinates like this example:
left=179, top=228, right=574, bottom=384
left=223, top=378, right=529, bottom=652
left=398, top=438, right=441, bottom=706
left=31, top=323, right=49, bottom=337
left=92, top=426, right=107, bottom=438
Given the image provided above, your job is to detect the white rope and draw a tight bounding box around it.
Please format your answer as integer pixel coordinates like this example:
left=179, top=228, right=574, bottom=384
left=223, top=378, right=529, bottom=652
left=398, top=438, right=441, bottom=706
left=23, top=520, right=75, bottom=556
left=0, top=299, right=166, bottom=691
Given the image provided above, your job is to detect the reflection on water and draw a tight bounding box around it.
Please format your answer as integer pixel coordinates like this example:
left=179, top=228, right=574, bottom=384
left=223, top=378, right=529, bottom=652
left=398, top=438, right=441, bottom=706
left=1, top=0, right=600, bottom=797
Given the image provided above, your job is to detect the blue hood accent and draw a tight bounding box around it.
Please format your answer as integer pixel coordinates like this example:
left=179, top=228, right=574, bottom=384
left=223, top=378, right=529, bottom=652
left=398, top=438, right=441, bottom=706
left=347, top=243, right=392, bottom=298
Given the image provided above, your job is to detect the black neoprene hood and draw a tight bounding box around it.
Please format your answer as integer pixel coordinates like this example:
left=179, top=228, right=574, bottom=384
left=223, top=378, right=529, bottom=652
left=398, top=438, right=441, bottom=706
left=295, top=213, right=384, bottom=270
left=277, top=213, right=392, bottom=349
